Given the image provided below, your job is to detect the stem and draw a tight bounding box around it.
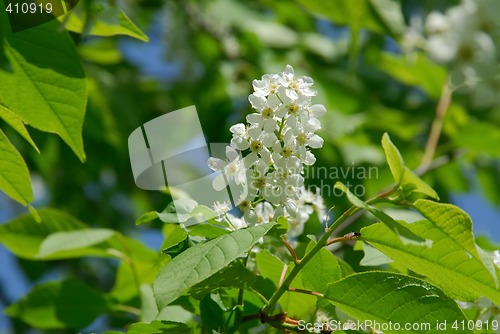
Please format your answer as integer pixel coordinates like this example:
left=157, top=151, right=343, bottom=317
left=114, top=304, right=141, bottom=315
left=261, top=206, right=359, bottom=315
left=421, top=84, right=452, bottom=167
left=281, top=236, right=299, bottom=264
left=278, top=264, right=288, bottom=288
left=287, top=287, right=324, bottom=298
left=326, top=231, right=360, bottom=246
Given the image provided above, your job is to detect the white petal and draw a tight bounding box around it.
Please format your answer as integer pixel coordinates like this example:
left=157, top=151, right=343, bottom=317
left=304, top=151, right=316, bottom=165
left=308, top=134, right=324, bottom=148
left=309, top=104, right=326, bottom=117
left=208, top=157, right=226, bottom=171
left=248, top=126, right=262, bottom=139
left=267, top=94, right=281, bottom=109
left=230, top=123, right=246, bottom=136
left=212, top=173, right=227, bottom=191
left=248, top=94, right=266, bottom=110
left=263, top=133, right=278, bottom=148
left=263, top=118, right=277, bottom=133
left=247, top=113, right=263, bottom=125
left=226, top=146, right=239, bottom=161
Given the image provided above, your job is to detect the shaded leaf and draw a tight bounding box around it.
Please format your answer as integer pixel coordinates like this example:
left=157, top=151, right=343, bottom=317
left=126, top=321, right=192, bottom=334
left=0, top=208, right=86, bottom=259
left=5, top=279, right=108, bottom=329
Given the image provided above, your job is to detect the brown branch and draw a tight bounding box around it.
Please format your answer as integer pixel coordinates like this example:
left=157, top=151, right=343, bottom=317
left=327, top=231, right=361, bottom=246
left=281, top=236, right=299, bottom=264
left=287, top=287, right=324, bottom=298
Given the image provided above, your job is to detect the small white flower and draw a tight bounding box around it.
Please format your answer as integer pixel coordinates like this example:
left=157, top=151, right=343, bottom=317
left=208, top=146, right=247, bottom=190
left=493, top=250, right=500, bottom=268
left=252, top=73, right=280, bottom=97
left=229, top=123, right=250, bottom=150
left=213, top=201, right=230, bottom=218
left=278, top=64, right=316, bottom=101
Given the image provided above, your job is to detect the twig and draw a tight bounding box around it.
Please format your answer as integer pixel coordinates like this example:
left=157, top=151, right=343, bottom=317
left=278, top=264, right=288, bottom=288
left=287, top=287, right=324, bottom=298
left=281, top=236, right=299, bottom=264
left=326, top=231, right=361, bottom=246
left=421, top=84, right=452, bottom=167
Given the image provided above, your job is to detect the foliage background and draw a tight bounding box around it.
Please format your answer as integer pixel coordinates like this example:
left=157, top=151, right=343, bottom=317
left=0, top=0, right=499, bottom=333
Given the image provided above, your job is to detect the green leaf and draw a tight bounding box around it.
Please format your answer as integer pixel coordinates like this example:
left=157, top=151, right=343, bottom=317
left=59, top=0, right=149, bottom=42
left=188, top=260, right=255, bottom=298
left=255, top=249, right=316, bottom=319
left=0, top=208, right=86, bottom=259
left=0, top=128, right=33, bottom=205
left=295, top=0, right=401, bottom=36
left=161, top=224, right=189, bottom=256
left=111, top=243, right=167, bottom=303
left=454, top=122, right=500, bottom=157
left=153, top=223, right=276, bottom=310
left=359, top=241, right=393, bottom=266
left=0, top=18, right=87, bottom=161
left=0, top=104, right=39, bottom=152
left=187, top=223, right=229, bottom=239
left=367, top=0, right=405, bottom=37
left=126, top=321, right=192, bottom=334
left=5, top=279, right=108, bottom=329
left=376, top=53, right=447, bottom=99
left=200, top=294, right=226, bottom=333
left=334, top=181, right=427, bottom=245
left=325, top=272, right=472, bottom=334
left=140, top=284, right=158, bottom=323
left=301, top=241, right=341, bottom=294
left=415, top=199, right=498, bottom=285
left=381, top=133, right=439, bottom=199
left=361, top=220, right=500, bottom=304
left=135, top=211, right=160, bottom=225
left=37, top=228, right=116, bottom=259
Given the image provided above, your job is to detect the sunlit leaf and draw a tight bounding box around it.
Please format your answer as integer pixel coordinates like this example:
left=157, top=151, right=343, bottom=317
left=37, top=228, right=116, bottom=258
left=382, top=133, right=439, bottom=199
left=0, top=128, right=33, bottom=205
left=377, top=53, right=446, bottom=99
left=301, top=240, right=341, bottom=293
left=334, top=181, right=427, bottom=245
left=362, top=220, right=500, bottom=304
left=0, top=104, right=39, bottom=152
left=153, top=223, right=276, bottom=310
left=0, top=16, right=87, bottom=161
left=59, top=0, right=149, bottom=42
left=325, top=272, right=472, bottom=334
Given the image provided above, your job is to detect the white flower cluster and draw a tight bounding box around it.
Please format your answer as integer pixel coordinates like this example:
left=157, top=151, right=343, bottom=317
left=404, top=0, right=500, bottom=106
left=208, top=65, right=326, bottom=236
